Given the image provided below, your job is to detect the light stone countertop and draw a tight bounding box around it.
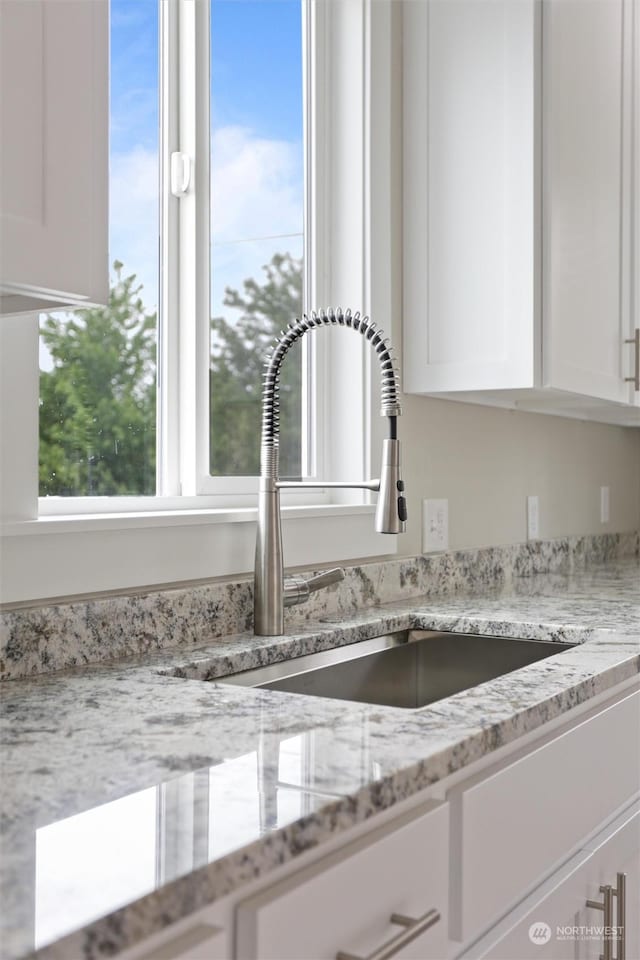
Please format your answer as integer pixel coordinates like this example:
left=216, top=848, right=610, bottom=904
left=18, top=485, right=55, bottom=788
left=1, top=561, right=638, bottom=960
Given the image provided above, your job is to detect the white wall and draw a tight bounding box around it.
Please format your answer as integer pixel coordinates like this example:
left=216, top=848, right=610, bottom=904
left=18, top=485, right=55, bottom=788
left=386, top=2, right=640, bottom=560
left=395, top=397, right=640, bottom=557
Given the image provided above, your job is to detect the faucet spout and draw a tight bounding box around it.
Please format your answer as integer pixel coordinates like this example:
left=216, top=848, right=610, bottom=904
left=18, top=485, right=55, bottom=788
left=254, top=308, right=406, bottom=636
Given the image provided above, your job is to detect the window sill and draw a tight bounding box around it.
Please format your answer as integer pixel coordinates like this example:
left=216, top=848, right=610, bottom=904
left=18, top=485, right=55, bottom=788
left=0, top=504, right=395, bottom=604
left=2, top=502, right=376, bottom=536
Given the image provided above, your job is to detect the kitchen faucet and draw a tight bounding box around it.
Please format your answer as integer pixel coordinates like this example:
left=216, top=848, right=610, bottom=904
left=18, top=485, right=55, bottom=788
left=254, top=307, right=406, bottom=636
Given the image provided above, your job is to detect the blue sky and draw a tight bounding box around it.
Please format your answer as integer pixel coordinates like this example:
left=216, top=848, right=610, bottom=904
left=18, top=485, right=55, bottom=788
left=211, top=1, right=302, bottom=142
left=109, top=0, right=304, bottom=316
left=110, top=0, right=158, bottom=156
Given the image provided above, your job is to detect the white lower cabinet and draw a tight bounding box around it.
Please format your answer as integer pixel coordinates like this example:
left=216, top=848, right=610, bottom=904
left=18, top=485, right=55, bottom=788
left=460, top=802, right=640, bottom=960
left=449, top=688, right=640, bottom=943
left=235, top=801, right=449, bottom=960
left=112, top=680, right=639, bottom=960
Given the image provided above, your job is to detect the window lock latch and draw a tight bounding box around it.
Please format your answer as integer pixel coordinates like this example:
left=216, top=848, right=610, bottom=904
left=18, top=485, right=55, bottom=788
left=170, top=152, right=191, bottom=197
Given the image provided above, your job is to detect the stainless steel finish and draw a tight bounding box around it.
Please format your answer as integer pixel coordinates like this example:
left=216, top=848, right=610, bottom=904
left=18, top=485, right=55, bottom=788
left=254, top=307, right=405, bottom=636
left=375, top=438, right=404, bottom=534
left=284, top=567, right=345, bottom=607
left=278, top=480, right=381, bottom=490
left=625, top=330, right=640, bottom=391
left=603, top=884, right=614, bottom=960
left=254, top=477, right=285, bottom=635
left=587, top=884, right=615, bottom=960
left=283, top=575, right=310, bottom=607
left=613, top=872, right=626, bottom=960
left=303, top=567, right=346, bottom=592
left=335, top=909, right=440, bottom=960
left=220, top=630, right=575, bottom=709
left=260, top=308, right=402, bottom=461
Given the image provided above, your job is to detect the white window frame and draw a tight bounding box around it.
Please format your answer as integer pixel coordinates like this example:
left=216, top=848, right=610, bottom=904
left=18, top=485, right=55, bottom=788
left=0, top=0, right=397, bottom=603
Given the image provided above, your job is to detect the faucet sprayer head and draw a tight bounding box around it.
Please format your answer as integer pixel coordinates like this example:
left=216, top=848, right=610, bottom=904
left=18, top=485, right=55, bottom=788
left=375, top=437, right=407, bottom=534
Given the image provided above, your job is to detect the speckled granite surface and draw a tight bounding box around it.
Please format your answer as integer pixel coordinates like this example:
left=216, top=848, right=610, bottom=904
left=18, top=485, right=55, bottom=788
left=1, top=532, right=638, bottom=680
left=0, top=558, right=638, bottom=960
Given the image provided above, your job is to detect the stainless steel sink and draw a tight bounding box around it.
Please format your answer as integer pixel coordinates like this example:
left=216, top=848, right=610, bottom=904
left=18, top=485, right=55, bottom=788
left=220, top=630, right=575, bottom=709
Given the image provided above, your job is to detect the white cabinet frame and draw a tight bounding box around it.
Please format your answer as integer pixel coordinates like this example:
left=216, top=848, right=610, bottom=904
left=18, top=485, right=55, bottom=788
left=402, top=0, right=640, bottom=426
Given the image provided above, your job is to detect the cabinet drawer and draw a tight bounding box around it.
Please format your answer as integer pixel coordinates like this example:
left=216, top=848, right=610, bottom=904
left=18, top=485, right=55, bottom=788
left=236, top=801, right=448, bottom=960
left=462, top=802, right=640, bottom=960
left=451, top=688, right=640, bottom=941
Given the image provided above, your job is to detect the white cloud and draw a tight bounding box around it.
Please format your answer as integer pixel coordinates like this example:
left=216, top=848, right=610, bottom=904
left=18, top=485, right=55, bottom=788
left=109, top=146, right=159, bottom=310
left=211, top=126, right=302, bottom=242
left=210, top=127, right=303, bottom=318
left=107, top=127, right=303, bottom=318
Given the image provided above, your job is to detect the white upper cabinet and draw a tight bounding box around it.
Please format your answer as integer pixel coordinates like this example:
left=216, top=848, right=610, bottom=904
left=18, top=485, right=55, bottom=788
left=403, top=0, right=640, bottom=425
left=543, top=0, right=630, bottom=405
left=0, top=0, right=108, bottom=316
left=403, top=0, right=538, bottom=395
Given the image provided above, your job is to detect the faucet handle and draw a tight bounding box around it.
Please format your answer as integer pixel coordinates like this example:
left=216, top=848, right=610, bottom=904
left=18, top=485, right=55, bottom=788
left=306, top=567, right=345, bottom=592
left=283, top=567, right=345, bottom=608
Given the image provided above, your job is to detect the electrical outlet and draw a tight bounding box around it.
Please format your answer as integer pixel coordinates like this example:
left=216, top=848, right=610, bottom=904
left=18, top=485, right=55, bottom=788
left=423, top=499, right=449, bottom=552
left=600, top=485, right=610, bottom=524
left=527, top=495, right=539, bottom=540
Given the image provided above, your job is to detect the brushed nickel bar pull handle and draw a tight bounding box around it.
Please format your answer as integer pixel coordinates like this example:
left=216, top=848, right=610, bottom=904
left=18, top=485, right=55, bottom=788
left=624, top=329, right=639, bottom=391
left=613, top=872, right=626, bottom=960
left=587, top=884, right=614, bottom=960
left=336, top=908, right=440, bottom=960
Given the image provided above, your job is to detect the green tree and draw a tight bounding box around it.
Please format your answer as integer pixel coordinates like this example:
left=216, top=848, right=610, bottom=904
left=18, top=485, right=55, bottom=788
left=39, top=252, right=303, bottom=495
left=210, top=252, right=303, bottom=477
left=39, top=262, right=156, bottom=496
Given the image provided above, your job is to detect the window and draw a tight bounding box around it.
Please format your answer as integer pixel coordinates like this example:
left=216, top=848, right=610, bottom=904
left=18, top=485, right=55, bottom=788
left=38, top=0, right=309, bottom=502
left=1, top=0, right=396, bottom=602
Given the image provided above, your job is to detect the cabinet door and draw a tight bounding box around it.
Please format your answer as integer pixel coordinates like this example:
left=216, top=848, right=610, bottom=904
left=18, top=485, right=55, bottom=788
left=450, top=688, right=640, bottom=944
left=543, top=0, right=631, bottom=404
left=581, top=804, right=640, bottom=960
left=236, top=801, right=448, bottom=960
left=403, top=0, right=538, bottom=396
left=462, top=803, right=640, bottom=960
left=0, top=0, right=108, bottom=315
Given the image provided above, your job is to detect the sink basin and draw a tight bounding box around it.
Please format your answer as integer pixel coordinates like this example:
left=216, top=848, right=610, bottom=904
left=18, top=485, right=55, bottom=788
left=220, top=630, right=575, bottom=709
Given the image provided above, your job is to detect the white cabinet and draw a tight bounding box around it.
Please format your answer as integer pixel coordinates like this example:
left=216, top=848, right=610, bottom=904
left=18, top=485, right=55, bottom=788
left=109, top=680, right=639, bottom=960
left=235, top=801, right=449, bottom=960
left=461, top=803, right=640, bottom=960
left=0, top=0, right=108, bottom=316
left=543, top=0, right=634, bottom=406
left=403, top=0, right=640, bottom=425
left=449, top=689, right=640, bottom=944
